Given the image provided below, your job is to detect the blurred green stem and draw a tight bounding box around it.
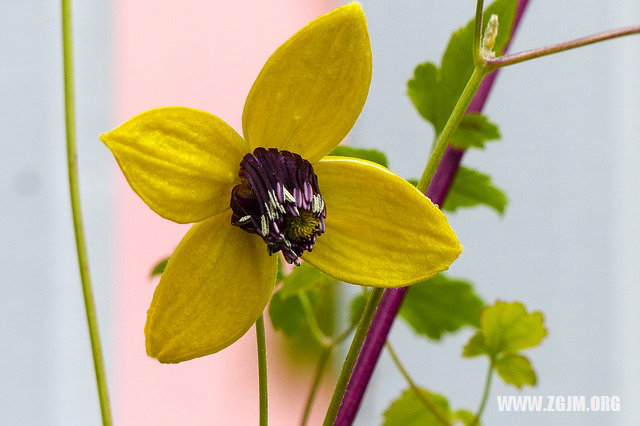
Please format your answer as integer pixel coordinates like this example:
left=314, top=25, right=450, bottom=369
left=471, top=360, right=494, bottom=426
left=386, top=343, right=451, bottom=426
left=61, top=1, right=112, bottom=424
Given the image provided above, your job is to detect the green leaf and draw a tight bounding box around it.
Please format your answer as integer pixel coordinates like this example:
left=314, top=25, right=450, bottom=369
left=454, top=409, right=479, bottom=425
left=329, top=145, right=389, bottom=168
left=400, top=274, right=484, bottom=340
left=408, top=0, right=517, bottom=133
left=462, top=331, right=486, bottom=358
left=383, top=388, right=452, bottom=426
left=450, top=114, right=500, bottom=150
left=407, top=62, right=438, bottom=126
left=348, top=292, right=367, bottom=327
left=481, top=301, right=547, bottom=356
left=443, top=166, right=508, bottom=215
left=150, top=257, right=169, bottom=277
left=268, top=291, right=309, bottom=337
left=495, top=353, right=537, bottom=388
left=278, top=262, right=333, bottom=299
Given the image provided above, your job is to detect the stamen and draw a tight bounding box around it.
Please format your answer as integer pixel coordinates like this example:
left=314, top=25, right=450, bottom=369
left=230, top=147, right=326, bottom=264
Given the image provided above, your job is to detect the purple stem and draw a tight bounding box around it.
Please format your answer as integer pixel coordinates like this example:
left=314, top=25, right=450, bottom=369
left=333, top=2, right=530, bottom=424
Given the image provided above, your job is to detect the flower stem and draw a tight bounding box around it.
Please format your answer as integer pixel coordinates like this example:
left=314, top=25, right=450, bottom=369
left=486, top=25, right=640, bottom=69
left=416, top=66, right=488, bottom=193
left=323, top=287, right=384, bottom=426
left=471, top=361, right=494, bottom=426
left=61, top=1, right=112, bottom=424
left=386, top=343, right=451, bottom=426
left=329, top=2, right=532, bottom=424
left=256, top=315, right=268, bottom=426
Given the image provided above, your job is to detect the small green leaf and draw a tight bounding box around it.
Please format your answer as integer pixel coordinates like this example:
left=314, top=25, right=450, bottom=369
left=348, top=292, right=367, bottom=327
left=495, top=353, right=537, bottom=388
left=462, top=331, right=486, bottom=358
left=383, top=388, right=452, bottom=426
left=329, top=145, right=389, bottom=168
left=150, top=258, right=169, bottom=277
left=481, top=301, right=547, bottom=356
left=443, top=166, right=508, bottom=215
left=400, top=274, right=484, bottom=340
left=454, top=409, right=479, bottom=425
left=450, top=114, right=501, bottom=150
left=408, top=0, right=517, bottom=134
left=407, top=62, right=438, bottom=126
left=268, top=291, right=308, bottom=337
left=278, top=262, right=333, bottom=299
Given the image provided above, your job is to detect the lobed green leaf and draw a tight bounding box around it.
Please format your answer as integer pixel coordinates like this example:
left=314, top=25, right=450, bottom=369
left=443, top=166, right=508, bottom=215
left=494, top=353, right=537, bottom=388
left=400, top=274, right=484, bottom=340
left=268, top=291, right=312, bottom=337
left=450, top=114, right=500, bottom=150
left=481, top=301, right=547, bottom=356
left=383, top=388, right=452, bottom=426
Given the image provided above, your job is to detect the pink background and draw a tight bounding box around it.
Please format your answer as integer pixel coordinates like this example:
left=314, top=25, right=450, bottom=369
left=113, top=1, right=337, bottom=424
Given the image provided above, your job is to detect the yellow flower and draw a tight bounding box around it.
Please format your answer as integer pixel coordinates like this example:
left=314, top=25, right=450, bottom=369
left=101, top=4, right=461, bottom=363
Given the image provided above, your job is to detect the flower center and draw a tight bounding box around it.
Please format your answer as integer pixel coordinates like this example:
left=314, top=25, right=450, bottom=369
left=230, top=147, right=326, bottom=265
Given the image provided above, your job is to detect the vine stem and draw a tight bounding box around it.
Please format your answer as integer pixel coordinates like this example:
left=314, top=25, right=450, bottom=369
left=470, top=361, right=494, bottom=426
left=61, top=1, right=112, bottom=424
left=323, top=288, right=384, bottom=425
left=256, top=315, right=269, bottom=426
left=486, top=25, right=640, bottom=69
left=329, top=2, right=532, bottom=424
left=386, top=343, right=451, bottom=426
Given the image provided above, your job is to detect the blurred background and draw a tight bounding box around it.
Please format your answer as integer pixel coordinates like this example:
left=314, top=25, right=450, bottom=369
left=2, top=0, right=639, bottom=424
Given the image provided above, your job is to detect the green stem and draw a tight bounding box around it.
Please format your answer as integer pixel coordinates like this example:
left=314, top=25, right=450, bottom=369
left=471, top=360, right=494, bottom=426
left=256, top=315, right=269, bottom=426
left=473, top=0, right=485, bottom=66
left=416, top=66, right=488, bottom=193
left=386, top=343, right=451, bottom=426
left=299, top=293, right=332, bottom=347
left=301, top=345, right=332, bottom=426
left=61, top=2, right=112, bottom=425
left=486, top=25, right=640, bottom=69
left=323, top=287, right=384, bottom=426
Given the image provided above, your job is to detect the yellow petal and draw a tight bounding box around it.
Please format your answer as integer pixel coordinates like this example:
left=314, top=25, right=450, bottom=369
left=145, top=210, right=277, bottom=363
left=101, top=107, right=248, bottom=224
left=242, top=4, right=372, bottom=163
left=304, top=157, right=461, bottom=287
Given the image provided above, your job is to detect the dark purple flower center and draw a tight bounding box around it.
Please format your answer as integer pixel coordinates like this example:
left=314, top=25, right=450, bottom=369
left=230, top=147, right=326, bottom=265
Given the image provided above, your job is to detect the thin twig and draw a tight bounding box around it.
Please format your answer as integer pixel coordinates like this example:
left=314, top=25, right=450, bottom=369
left=487, top=25, right=640, bottom=69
